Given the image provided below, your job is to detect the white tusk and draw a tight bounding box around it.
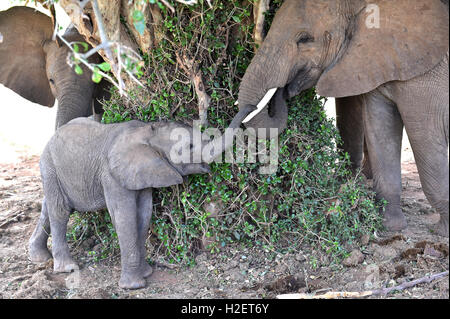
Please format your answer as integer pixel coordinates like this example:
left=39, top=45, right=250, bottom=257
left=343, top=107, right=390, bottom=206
left=242, top=88, right=278, bottom=123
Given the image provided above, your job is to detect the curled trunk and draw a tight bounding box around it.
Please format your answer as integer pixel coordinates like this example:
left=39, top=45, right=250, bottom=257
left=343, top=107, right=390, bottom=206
left=237, top=43, right=291, bottom=137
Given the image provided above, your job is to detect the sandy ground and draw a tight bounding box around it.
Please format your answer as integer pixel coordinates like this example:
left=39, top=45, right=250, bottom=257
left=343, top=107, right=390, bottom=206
left=0, top=88, right=448, bottom=299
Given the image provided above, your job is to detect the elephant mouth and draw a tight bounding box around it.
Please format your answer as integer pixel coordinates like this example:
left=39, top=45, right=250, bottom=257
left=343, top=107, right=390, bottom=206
left=243, top=87, right=288, bottom=123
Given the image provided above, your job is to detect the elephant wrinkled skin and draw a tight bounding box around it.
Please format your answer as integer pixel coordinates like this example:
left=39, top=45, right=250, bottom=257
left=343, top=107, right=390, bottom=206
left=235, top=0, right=449, bottom=236
left=28, top=106, right=254, bottom=289
left=0, top=6, right=110, bottom=129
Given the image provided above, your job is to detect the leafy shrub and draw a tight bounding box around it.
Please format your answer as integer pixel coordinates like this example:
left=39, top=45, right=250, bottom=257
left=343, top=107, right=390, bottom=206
left=71, top=0, right=383, bottom=266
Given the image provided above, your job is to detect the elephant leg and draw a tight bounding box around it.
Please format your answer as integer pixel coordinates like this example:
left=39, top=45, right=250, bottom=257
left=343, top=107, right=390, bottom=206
left=28, top=197, right=52, bottom=262
left=335, top=96, right=364, bottom=173
left=394, top=84, right=449, bottom=236
left=47, top=203, right=79, bottom=273
left=92, top=79, right=109, bottom=123
left=362, top=138, right=373, bottom=179
left=405, top=127, right=449, bottom=237
left=104, top=186, right=145, bottom=289
left=136, top=189, right=153, bottom=278
left=362, top=90, right=406, bottom=231
left=92, top=100, right=104, bottom=123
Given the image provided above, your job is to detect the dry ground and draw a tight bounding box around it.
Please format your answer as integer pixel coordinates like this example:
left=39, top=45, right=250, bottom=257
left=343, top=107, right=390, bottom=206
left=0, top=87, right=447, bottom=299
left=0, top=152, right=448, bottom=299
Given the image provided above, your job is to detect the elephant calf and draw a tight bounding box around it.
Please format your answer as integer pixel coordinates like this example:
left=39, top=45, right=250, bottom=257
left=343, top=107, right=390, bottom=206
left=28, top=118, right=214, bottom=289
left=28, top=104, right=255, bottom=289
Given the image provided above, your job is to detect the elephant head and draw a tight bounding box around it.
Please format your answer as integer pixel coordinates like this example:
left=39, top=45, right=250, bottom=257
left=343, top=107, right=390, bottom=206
left=108, top=105, right=255, bottom=190
left=0, top=6, right=110, bottom=129
left=237, top=0, right=449, bottom=135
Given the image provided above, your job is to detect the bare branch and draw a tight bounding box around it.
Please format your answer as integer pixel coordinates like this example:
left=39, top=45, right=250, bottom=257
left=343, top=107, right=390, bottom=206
left=91, top=0, right=115, bottom=64
left=56, top=33, right=121, bottom=92
left=176, top=52, right=211, bottom=127
left=277, top=271, right=450, bottom=299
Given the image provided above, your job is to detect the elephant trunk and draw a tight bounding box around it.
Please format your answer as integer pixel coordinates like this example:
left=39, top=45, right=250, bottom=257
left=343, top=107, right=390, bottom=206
left=237, top=44, right=291, bottom=137
left=55, top=88, right=94, bottom=129
left=202, top=105, right=256, bottom=164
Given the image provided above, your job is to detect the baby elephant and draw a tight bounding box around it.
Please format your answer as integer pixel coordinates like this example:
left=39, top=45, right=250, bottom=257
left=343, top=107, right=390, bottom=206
left=28, top=118, right=211, bottom=289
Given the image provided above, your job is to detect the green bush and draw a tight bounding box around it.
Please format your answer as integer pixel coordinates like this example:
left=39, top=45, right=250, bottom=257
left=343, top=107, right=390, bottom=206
left=71, top=0, right=383, bottom=266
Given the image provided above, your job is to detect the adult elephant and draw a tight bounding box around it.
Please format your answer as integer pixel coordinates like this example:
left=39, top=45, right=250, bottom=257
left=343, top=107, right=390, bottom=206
left=236, top=0, right=449, bottom=236
left=0, top=6, right=109, bottom=129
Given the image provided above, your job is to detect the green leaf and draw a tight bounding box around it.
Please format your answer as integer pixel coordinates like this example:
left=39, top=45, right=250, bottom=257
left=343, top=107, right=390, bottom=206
left=132, top=10, right=144, bottom=22
left=80, top=42, right=89, bottom=52
left=74, top=64, right=83, bottom=75
left=92, top=68, right=102, bottom=83
left=97, top=62, right=111, bottom=72
left=232, top=15, right=241, bottom=23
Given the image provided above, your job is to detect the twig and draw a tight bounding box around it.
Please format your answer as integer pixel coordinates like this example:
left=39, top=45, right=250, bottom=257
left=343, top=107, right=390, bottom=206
left=153, top=260, right=180, bottom=270
left=371, top=271, right=449, bottom=296
left=160, top=0, right=175, bottom=13
left=91, top=0, right=115, bottom=65
left=159, top=0, right=200, bottom=14
left=176, top=51, right=211, bottom=126
left=80, top=41, right=114, bottom=60
left=56, top=33, right=121, bottom=90
left=0, top=211, right=26, bottom=229
left=277, top=271, right=449, bottom=299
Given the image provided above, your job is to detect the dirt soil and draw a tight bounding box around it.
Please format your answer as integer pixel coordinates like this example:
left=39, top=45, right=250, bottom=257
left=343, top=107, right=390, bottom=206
left=0, top=152, right=448, bottom=299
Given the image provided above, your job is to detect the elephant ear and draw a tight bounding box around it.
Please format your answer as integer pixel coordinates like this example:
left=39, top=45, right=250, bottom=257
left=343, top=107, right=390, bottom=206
left=108, top=126, right=183, bottom=190
left=317, top=0, right=449, bottom=98
left=0, top=7, right=55, bottom=106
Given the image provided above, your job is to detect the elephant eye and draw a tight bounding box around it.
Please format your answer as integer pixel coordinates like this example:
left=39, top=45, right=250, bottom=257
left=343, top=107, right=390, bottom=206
left=297, top=33, right=314, bottom=45
left=49, top=78, right=55, bottom=85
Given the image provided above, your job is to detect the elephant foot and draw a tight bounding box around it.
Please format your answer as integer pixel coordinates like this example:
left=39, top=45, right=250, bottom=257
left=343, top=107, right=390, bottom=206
left=141, top=262, right=153, bottom=278
left=53, top=256, right=79, bottom=273
left=119, top=272, right=146, bottom=290
left=28, top=245, right=52, bottom=263
left=430, top=213, right=449, bottom=237
left=383, top=208, right=407, bottom=232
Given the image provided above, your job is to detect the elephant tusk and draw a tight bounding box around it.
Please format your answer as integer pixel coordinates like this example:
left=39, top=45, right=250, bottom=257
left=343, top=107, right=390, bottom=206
left=242, top=88, right=277, bottom=123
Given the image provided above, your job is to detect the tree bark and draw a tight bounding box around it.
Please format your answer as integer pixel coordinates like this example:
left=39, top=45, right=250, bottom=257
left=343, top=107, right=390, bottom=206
left=176, top=52, right=211, bottom=127
left=59, top=0, right=139, bottom=74
left=253, top=0, right=270, bottom=50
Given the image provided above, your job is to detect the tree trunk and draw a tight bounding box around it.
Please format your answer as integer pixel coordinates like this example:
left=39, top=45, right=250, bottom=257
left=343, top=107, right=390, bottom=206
left=253, top=0, right=270, bottom=50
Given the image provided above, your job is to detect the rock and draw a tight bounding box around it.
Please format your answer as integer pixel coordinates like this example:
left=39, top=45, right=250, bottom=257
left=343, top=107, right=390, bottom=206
left=374, top=245, right=397, bottom=261
left=343, top=249, right=365, bottom=267
left=275, top=263, right=289, bottom=274
left=423, top=244, right=446, bottom=259
left=195, top=253, right=207, bottom=263
left=203, top=199, right=223, bottom=219
left=364, top=264, right=380, bottom=290
left=295, top=253, right=306, bottom=262
left=360, top=234, right=371, bottom=246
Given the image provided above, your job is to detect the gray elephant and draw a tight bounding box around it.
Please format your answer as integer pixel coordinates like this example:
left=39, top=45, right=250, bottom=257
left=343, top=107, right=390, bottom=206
left=28, top=106, right=254, bottom=289
left=235, top=0, right=449, bottom=236
left=0, top=6, right=109, bottom=129
left=335, top=96, right=372, bottom=179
